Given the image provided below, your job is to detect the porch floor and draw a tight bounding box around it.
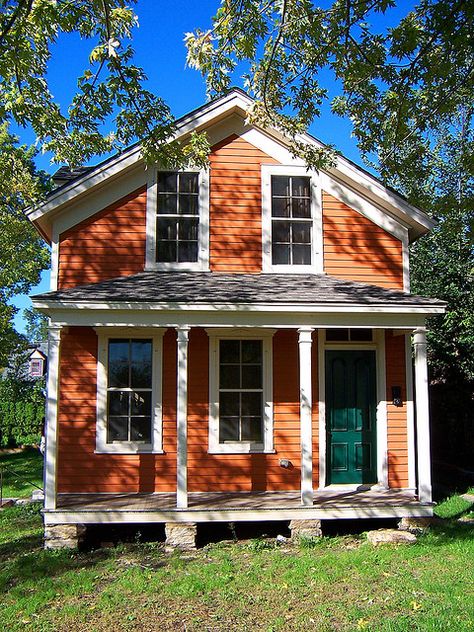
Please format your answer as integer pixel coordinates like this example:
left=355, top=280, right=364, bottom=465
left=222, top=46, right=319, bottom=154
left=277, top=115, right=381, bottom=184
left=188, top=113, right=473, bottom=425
left=46, top=489, right=433, bottom=524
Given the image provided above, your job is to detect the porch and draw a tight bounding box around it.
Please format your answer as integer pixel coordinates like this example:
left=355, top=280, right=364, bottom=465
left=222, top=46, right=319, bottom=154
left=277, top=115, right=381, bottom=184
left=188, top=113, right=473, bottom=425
left=44, top=488, right=434, bottom=525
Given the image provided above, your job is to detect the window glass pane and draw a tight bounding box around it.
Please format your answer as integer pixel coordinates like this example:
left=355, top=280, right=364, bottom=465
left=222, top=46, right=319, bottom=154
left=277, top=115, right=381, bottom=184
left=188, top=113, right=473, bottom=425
left=130, top=417, right=151, bottom=442
left=220, top=364, right=240, bottom=389
left=292, top=198, right=311, bottom=218
left=157, top=218, right=177, bottom=241
left=220, top=340, right=240, bottom=363
left=130, top=391, right=151, bottom=416
left=157, top=193, right=177, bottom=215
left=178, top=241, right=198, bottom=263
left=242, top=364, right=262, bottom=389
left=292, top=222, right=311, bottom=244
left=131, top=341, right=152, bottom=387
left=220, top=417, right=240, bottom=442
left=272, top=243, right=290, bottom=265
left=241, top=392, right=262, bottom=416
left=272, top=175, right=290, bottom=197
left=108, top=340, right=129, bottom=387
left=241, top=417, right=263, bottom=442
left=326, top=329, right=350, bottom=341
left=179, top=194, right=199, bottom=215
left=241, top=340, right=262, bottom=364
left=107, top=417, right=128, bottom=442
left=179, top=172, right=198, bottom=194
left=156, top=241, right=177, bottom=263
left=292, top=176, right=310, bottom=197
left=292, top=244, right=311, bottom=265
left=178, top=218, right=199, bottom=241
left=272, top=221, right=290, bottom=243
left=108, top=391, right=129, bottom=416
left=272, top=197, right=291, bottom=217
left=158, top=172, right=177, bottom=192
left=220, top=392, right=240, bottom=416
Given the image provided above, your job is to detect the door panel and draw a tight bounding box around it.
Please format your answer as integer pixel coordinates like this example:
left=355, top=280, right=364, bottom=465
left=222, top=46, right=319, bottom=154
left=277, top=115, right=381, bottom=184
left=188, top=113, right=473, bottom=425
left=326, top=350, right=377, bottom=484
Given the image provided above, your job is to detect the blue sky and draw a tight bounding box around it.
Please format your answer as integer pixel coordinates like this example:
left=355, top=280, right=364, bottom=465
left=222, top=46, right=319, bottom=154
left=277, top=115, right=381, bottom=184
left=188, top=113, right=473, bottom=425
left=13, top=0, right=397, bottom=332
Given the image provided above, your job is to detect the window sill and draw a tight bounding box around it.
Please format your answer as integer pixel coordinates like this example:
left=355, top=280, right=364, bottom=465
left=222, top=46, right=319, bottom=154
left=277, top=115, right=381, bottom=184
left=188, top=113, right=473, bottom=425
left=208, top=449, right=276, bottom=455
left=145, top=262, right=209, bottom=272
left=94, top=449, right=165, bottom=455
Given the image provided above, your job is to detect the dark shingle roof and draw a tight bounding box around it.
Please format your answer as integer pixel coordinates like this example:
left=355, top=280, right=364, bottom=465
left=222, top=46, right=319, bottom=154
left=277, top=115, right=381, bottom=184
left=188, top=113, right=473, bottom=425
left=33, top=272, right=445, bottom=309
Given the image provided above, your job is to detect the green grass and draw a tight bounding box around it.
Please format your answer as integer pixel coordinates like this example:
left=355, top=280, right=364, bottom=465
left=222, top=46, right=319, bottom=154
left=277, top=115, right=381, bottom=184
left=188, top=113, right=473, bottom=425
left=0, top=492, right=473, bottom=631
left=0, top=448, right=43, bottom=499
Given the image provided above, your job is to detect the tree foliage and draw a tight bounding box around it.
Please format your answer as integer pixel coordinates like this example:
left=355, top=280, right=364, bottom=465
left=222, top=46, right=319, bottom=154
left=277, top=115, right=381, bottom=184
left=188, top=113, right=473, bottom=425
left=0, top=0, right=209, bottom=168
left=0, top=125, right=49, bottom=366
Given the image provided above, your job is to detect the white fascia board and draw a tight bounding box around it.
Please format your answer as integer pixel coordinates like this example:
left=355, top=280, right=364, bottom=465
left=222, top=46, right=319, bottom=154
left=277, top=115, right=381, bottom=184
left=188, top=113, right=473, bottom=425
left=31, top=300, right=445, bottom=315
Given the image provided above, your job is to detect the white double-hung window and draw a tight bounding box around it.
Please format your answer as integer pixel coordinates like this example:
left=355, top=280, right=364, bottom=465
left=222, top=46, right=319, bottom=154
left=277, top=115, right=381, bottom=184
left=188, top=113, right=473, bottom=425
left=262, top=165, right=322, bottom=272
left=96, top=330, right=164, bottom=454
left=208, top=330, right=274, bottom=454
left=145, top=168, right=209, bottom=270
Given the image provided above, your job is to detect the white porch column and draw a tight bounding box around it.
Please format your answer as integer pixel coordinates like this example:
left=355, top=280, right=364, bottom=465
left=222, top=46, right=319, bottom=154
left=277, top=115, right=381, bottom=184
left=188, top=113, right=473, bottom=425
left=298, top=327, right=314, bottom=506
left=44, top=325, right=62, bottom=511
left=413, top=328, right=432, bottom=504
left=176, top=326, right=191, bottom=509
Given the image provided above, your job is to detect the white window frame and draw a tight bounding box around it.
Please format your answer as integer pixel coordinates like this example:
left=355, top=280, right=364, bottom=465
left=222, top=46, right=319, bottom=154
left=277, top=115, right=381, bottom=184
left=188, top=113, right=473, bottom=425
left=145, top=167, right=210, bottom=271
left=262, top=164, right=323, bottom=273
left=96, top=329, right=165, bottom=454
left=207, top=329, right=275, bottom=454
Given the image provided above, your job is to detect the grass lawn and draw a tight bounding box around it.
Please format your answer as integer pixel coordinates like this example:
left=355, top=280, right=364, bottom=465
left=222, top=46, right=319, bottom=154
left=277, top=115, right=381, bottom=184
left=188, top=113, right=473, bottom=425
left=0, top=448, right=44, bottom=499
left=0, top=493, right=473, bottom=631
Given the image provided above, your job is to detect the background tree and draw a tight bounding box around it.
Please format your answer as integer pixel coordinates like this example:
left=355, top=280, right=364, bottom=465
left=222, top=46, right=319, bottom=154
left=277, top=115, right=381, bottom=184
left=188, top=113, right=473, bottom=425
left=23, top=307, right=49, bottom=344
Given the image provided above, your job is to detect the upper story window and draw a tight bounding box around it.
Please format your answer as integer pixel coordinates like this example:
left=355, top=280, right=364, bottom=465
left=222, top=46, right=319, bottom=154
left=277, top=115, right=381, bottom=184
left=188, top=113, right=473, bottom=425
left=262, top=165, right=322, bottom=273
left=145, top=168, right=209, bottom=271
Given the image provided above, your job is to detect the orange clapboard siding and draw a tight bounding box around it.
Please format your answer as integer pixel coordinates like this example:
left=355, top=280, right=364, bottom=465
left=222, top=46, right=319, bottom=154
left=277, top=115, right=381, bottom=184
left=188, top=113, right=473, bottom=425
left=323, top=192, right=404, bottom=289
left=209, top=135, right=278, bottom=272
left=57, top=327, right=177, bottom=493
left=385, top=331, right=409, bottom=488
left=58, top=188, right=147, bottom=289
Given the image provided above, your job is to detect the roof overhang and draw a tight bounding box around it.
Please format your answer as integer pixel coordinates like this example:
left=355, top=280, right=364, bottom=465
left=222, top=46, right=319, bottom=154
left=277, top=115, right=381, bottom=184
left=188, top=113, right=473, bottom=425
left=27, top=88, right=435, bottom=243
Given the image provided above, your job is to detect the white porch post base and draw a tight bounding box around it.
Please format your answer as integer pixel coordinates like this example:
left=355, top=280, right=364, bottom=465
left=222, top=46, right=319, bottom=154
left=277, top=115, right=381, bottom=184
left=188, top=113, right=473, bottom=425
left=298, top=327, right=314, bottom=506
left=413, top=329, right=432, bottom=504
left=176, top=326, right=190, bottom=509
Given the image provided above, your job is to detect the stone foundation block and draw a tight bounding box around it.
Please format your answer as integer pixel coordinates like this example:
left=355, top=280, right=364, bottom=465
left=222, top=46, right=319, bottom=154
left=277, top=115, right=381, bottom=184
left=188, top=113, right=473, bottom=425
left=367, top=529, right=417, bottom=546
left=165, top=522, right=197, bottom=551
left=289, top=519, right=322, bottom=540
left=398, top=516, right=432, bottom=533
left=44, top=523, right=86, bottom=550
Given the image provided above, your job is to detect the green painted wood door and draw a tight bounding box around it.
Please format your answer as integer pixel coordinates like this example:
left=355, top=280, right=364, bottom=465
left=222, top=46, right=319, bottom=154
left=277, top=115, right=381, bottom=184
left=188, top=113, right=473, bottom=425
left=325, top=350, right=377, bottom=484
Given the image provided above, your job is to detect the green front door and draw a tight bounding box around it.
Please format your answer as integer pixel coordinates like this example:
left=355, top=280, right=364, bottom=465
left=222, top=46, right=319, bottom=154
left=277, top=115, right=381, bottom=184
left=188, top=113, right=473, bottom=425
left=325, top=350, right=377, bottom=485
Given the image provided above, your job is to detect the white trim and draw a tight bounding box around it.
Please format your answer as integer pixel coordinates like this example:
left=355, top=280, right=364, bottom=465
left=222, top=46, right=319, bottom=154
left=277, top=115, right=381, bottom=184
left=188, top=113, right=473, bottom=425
left=413, top=328, right=432, bottom=503
left=207, top=329, right=275, bottom=454
left=375, top=329, right=388, bottom=488
left=402, top=232, right=410, bottom=291
left=261, top=164, right=323, bottom=273
left=43, top=502, right=434, bottom=525
left=298, top=327, right=315, bottom=505
left=50, top=226, right=59, bottom=291
left=96, top=329, right=164, bottom=454
left=41, top=309, right=438, bottom=335
left=44, top=325, right=62, bottom=510
left=318, top=329, right=389, bottom=489
left=33, top=299, right=446, bottom=316
left=405, top=334, right=416, bottom=490
left=176, top=326, right=190, bottom=508
left=145, top=167, right=210, bottom=272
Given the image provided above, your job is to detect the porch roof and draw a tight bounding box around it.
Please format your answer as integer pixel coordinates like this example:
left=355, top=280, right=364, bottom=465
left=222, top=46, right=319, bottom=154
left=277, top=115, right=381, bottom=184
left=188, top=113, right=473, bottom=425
left=33, top=271, right=445, bottom=310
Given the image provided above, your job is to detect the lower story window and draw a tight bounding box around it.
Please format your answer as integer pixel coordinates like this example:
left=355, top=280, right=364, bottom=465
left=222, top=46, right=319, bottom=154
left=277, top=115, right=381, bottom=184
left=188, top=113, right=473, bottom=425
left=208, top=332, right=274, bottom=454
left=96, top=332, right=163, bottom=453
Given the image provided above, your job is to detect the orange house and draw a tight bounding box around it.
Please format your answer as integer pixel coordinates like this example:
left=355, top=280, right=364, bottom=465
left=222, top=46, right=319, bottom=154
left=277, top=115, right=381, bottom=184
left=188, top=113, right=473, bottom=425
left=29, top=90, right=445, bottom=549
